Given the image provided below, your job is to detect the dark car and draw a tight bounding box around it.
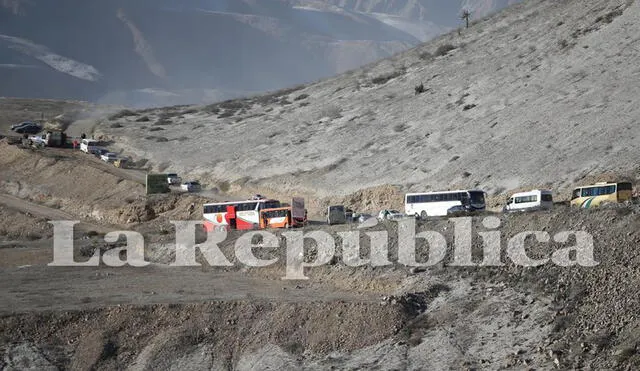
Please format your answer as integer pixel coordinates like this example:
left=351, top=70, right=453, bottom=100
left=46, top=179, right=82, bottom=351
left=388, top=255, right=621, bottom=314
left=446, top=205, right=477, bottom=217
left=181, top=181, right=201, bottom=193
left=11, top=121, right=36, bottom=131
left=14, top=123, right=42, bottom=134
left=92, top=147, right=109, bottom=157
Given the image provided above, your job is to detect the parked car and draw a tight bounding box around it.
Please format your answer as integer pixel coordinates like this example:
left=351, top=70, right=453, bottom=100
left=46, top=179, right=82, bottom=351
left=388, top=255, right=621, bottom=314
left=167, top=173, right=182, bottom=185
left=13, top=123, right=42, bottom=134
left=93, top=147, right=109, bottom=157
left=181, top=181, right=201, bottom=192
left=357, top=213, right=374, bottom=223
left=378, top=209, right=405, bottom=220
left=446, top=205, right=469, bottom=216
left=100, top=152, right=118, bottom=162
left=11, top=121, right=36, bottom=131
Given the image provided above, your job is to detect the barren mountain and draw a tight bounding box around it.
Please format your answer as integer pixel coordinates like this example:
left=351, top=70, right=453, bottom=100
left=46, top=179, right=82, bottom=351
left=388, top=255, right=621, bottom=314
left=0, top=0, right=521, bottom=107
left=96, top=0, right=639, bottom=202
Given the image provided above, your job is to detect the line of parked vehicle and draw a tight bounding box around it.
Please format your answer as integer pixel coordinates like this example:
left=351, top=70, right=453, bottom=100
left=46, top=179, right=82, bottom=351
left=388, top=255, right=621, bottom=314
left=78, top=138, right=130, bottom=168
left=325, top=181, right=634, bottom=226
left=167, top=173, right=201, bottom=193
left=11, top=121, right=633, bottom=229
left=199, top=180, right=635, bottom=232
left=79, top=139, right=203, bottom=192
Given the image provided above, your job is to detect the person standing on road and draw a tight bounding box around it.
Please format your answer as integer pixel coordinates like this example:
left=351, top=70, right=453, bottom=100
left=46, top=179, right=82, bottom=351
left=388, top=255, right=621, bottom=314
left=72, top=139, right=78, bottom=150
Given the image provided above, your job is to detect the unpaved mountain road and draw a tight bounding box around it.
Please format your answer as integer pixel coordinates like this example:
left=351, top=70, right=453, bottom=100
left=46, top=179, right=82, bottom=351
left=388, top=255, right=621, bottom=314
left=44, top=147, right=148, bottom=185
left=0, top=193, right=113, bottom=234
left=0, top=193, right=74, bottom=220
left=0, top=265, right=379, bottom=314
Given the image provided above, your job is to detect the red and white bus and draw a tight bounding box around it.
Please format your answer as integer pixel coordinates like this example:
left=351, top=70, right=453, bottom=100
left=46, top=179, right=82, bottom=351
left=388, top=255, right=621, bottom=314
left=202, top=197, right=281, bottom=232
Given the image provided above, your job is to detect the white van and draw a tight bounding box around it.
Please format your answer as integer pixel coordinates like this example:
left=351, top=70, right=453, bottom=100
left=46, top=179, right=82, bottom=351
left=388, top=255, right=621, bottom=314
left=504, top=190, right=553, bottom=212
left=80, top=139, right=99, bottom=154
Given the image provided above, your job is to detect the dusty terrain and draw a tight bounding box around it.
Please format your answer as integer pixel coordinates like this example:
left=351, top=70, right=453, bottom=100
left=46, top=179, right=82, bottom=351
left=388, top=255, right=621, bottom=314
left=3, top=183, right=640, bottom=369
left=2, top=0, right=640, bottom=369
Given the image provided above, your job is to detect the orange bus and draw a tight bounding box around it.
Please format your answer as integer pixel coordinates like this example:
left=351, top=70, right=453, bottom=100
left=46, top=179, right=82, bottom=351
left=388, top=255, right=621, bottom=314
left=260, top=199, right=307, bottom=229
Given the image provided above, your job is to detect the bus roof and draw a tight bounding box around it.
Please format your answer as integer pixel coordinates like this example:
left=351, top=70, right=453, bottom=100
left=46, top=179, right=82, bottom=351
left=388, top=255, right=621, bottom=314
left=259, top=206, right=291, bottom=212
left=203, top=198, right=277, bottom=206
left=405, top=189, right=485, bottom=196
left=509, top=189, right=552, bottom=197
left=574, top=182, right=625, bottom=189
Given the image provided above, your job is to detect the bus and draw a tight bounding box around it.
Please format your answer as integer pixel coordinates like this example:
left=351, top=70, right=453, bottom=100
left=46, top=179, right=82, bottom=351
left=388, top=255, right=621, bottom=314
left=570, top=182, right=633, bottom=208
left=202, top=197, right=280, bottom=232
left=259, top=197, right=307, bottom=229
left=504, top=189, right=553, bottom=212
left=405, top=189, right=486, bottom=218
left=259, top=207, right=307, bottom=229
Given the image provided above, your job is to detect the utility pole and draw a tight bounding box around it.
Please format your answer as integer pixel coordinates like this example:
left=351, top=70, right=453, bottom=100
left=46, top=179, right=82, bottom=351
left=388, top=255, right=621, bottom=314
left=461, top=9, right=471, bottom=29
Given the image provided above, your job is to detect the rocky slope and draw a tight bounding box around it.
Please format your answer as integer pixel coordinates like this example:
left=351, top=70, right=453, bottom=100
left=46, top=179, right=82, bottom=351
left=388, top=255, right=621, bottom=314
left=96, top=0, right=639, bottom=200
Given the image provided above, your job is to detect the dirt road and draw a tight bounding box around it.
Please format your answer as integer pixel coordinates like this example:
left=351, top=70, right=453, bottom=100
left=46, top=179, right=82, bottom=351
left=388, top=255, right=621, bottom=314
left=0, top=193, right=74, bottom=220
left=0, top=193, right=113, bottom=233
left=46, top=147, right=147, bottom=184
left=0, top=265, right=379, bottom=314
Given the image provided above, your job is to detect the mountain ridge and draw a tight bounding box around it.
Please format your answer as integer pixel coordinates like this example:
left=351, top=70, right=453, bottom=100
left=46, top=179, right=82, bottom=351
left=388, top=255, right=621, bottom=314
left=0, top=0, right=518, bottom=107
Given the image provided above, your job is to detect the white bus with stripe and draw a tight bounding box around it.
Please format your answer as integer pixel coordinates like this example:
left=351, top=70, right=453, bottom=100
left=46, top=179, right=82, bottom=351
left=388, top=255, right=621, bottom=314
left=405, top=189, right=486, bottom=218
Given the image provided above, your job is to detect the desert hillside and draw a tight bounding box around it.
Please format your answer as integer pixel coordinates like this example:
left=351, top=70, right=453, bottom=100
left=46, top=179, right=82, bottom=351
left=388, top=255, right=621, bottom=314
left=2, top=0, right=519, bottom=106
left=95, top=0, right=639, bottom=200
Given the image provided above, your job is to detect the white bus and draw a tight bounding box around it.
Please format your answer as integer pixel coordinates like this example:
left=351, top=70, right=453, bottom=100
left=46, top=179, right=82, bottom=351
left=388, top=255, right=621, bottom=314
left=504, top=190, right=553, bottom=212
left=202, top=197, right=280, bottom=232
left=405, top=189, right=486, bottom=218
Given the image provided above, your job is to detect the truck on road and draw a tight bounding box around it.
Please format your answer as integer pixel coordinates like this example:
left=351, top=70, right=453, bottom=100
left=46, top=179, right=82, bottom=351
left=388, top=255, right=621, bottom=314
left=27, top=131, right=66, bottom=148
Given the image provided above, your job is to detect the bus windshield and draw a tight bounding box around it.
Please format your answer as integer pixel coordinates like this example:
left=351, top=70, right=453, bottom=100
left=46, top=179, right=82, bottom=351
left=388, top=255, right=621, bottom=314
left=260, top=201, right=281, bottom=210
left=263, top=209, right=289, bottom=218
left=468, top=191, right=485, bottom=205
left=618, top=182, right=633, bottom=191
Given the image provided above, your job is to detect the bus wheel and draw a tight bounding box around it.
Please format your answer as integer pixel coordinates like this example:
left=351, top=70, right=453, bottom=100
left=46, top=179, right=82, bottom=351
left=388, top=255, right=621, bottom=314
left=421, top=211, right=428, bottom=220
left=217, top=225, right=227, bottom=232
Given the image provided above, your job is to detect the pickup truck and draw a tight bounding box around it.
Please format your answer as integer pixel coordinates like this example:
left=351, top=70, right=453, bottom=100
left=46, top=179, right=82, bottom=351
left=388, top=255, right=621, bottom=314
left=27, top=131, right=65, bottom=147
left=27, top=135, right=47, bottom=147
left=167, top=173, right=182, bottom=185
left=100, top=152, right=118, bottom=163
